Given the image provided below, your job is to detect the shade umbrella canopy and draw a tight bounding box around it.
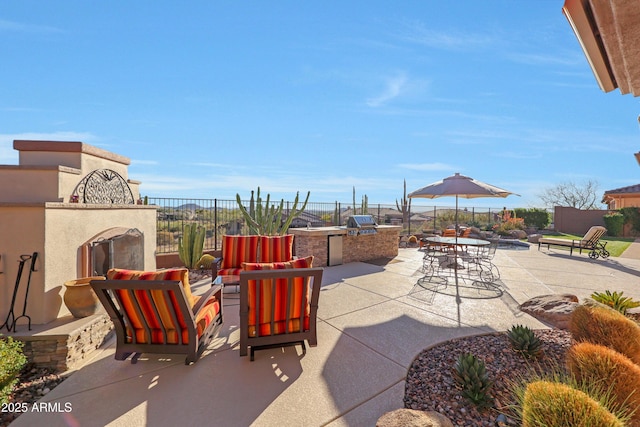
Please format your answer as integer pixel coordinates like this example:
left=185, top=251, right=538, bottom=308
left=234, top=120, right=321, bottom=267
left=407, top=173, right=518, bottom=200
left=408, top=172, right=519, bottom=297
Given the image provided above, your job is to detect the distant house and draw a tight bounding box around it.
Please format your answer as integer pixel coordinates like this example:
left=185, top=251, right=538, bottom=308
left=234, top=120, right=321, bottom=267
left=602, top=184, right=640, bottom=209
left=284, top=210, right=324, bottom=228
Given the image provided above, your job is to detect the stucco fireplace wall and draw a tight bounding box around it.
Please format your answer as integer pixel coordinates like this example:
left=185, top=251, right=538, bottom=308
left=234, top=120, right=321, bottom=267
left=0, top=141, right=156, bottom=325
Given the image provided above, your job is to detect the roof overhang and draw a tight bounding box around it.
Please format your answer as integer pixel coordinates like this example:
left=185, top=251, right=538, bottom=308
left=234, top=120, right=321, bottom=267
left=563, top=0, right=640, bottom=97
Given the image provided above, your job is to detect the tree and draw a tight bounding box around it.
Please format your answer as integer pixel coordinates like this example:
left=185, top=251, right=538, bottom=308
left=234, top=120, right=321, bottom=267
left=538, top=180, right=602, bottom=210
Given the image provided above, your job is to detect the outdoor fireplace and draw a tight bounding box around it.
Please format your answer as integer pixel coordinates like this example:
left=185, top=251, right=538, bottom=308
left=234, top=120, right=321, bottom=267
left=0, top=140, right=156, bottom=325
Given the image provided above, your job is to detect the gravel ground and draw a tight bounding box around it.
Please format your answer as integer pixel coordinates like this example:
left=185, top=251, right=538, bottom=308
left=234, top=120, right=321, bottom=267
left=404, top=328, right=573, bottom=426
left=0, top=365, right=68, bottom=427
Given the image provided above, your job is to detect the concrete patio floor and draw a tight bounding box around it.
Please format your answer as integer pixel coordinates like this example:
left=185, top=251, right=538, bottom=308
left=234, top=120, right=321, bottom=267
left=9, top=242, right=640, bottom=427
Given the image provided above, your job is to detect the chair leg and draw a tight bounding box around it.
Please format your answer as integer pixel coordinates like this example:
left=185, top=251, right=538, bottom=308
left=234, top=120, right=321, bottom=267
left=308, top=336, right=317, bottom=347
left=115, top=351, right=133, bottom=361
left=240, top=346, right=248, bottom=357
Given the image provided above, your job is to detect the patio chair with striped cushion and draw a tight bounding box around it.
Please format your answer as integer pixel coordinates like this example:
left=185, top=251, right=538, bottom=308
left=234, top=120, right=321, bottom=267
left=238, top=257, right=322, bottom=361
left=214, top=235, right=260, bottom=278
left=91, top=268, right=223, bottom=365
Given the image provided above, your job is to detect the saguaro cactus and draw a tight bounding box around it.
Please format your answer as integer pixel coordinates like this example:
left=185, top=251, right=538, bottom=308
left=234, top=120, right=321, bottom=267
left=236, top=187, right=310, bottom=235
left=352, top=186, right=368, bottom=214
left=396, top=179, right=411, bottom=225
left=353, top=186, right=357, bottom=213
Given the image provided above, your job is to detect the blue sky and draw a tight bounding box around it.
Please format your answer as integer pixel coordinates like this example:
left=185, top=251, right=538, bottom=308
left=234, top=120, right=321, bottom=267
left=2, top=1, right=639, bottom=209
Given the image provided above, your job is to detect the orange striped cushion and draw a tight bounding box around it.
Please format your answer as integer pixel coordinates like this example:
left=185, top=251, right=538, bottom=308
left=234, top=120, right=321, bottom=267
left=192, top=295, right=221, bottom=340
left=242, top=256, right=313, bottom=337
left=107, top=268, right=193, bottom=304
left=121, top=290, right=220, bottom=344
left=217, top=267, right=243, bottom=277
left=259, top=235, right=294, bottom=263
left=220, top=235, right=259, bottom=270
left=106, top=268, right=219, bottom=345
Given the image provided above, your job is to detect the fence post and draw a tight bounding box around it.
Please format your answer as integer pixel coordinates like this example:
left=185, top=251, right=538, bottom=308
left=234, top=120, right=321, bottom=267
left=214, top=199, right=218, bottom=251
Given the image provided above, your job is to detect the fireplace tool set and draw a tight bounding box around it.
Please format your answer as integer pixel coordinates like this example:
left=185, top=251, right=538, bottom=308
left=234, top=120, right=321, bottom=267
left=1, top=252, right=38, bottom=332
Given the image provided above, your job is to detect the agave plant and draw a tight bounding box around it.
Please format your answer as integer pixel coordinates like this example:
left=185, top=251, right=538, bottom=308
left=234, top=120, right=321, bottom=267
left=507, top=324, right=543, bottom=359
left=452, top=353, right=493, bottom=407
left=591, top=290, right=640, bottom=315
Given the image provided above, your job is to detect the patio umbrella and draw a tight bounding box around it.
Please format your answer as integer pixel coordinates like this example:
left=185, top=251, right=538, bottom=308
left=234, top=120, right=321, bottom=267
left=408, top=173, right=519, bottom=304
left=408, top=172, right=519, bottom=233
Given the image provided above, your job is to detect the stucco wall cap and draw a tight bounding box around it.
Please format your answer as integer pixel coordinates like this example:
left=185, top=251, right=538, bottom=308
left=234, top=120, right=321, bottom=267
left=13, top=140, right=131, bottom=166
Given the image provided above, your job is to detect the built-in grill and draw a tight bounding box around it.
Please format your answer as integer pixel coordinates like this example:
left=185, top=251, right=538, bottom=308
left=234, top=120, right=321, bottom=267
left=346, top=215, right=378, bottom=235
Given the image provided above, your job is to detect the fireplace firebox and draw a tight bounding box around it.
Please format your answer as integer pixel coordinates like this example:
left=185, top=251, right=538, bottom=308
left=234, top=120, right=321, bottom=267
left=90, top=228, right=144, bottom=276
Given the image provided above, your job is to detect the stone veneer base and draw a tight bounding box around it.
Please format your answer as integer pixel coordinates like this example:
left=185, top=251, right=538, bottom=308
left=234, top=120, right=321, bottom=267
left=9, top=313, right=114, bottom=373
left=289, top=225, right=402, bottom=267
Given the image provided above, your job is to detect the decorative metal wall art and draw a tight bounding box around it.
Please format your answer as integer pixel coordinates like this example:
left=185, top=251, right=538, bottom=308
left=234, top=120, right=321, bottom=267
left=72, top=169, right=135, bottom=204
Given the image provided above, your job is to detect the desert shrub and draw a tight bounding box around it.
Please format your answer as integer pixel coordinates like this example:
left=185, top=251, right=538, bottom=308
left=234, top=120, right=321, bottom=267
left=0, top=336, right=27, bottom=406
left=514, top=208, right=551, bottom=230
left=569, top=303, right=640, bottom=365
left=520, top=381, right=625, bottom=427
left=620, top=207, right=640, bottom=234
left=591, top=290, right=640, bottom=315
left=604, top=213, right=624, bottom=237
left=156, top=230, right=175, bottom=246
left=566, top=342, right=640, bottom=425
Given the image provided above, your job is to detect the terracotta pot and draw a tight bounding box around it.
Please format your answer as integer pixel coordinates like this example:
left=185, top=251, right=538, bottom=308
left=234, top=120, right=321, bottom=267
left=63, top=276, right=106, bottom=318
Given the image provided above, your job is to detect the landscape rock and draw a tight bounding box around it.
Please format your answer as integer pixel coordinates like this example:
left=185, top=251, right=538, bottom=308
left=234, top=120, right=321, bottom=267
left=376, top=409, right=454, bottom=427
left=527, top=233, right=542, bottom=243
left=509, top=229, right=527, bottom=239
left=519, top=294, right=579, bottom=330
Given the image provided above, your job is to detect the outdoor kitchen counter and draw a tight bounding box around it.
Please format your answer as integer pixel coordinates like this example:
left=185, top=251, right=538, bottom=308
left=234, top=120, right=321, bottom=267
left=289, top=225, right=402, bottom=267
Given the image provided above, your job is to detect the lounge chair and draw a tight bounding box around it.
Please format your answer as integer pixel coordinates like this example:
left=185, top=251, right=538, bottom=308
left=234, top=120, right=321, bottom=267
left=238, top=261, right=322, bottom=361
left=91, top=268, right=223, bottom=364
left=537, top=226, right=610, bottom=259
left=442, top=229, right=457, bottom=237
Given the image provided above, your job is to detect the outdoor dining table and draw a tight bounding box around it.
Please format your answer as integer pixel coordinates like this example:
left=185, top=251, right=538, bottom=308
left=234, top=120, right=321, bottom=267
left=424, top=236, right=491, bottom=249
left=421, top=236, right=494, bottom=282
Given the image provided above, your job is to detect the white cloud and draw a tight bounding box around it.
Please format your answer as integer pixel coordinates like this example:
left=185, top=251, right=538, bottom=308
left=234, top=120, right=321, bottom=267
left=0, top=19, right=63, bottom=34
left=366, top=73, right=408, bottom=107
left=397, top=162, right=454, bottom=171
left=508, top=52, right=581, bottom=67
left=130, top=159, right=159, bottom=166
left=397, top=21, right=496, bottom=51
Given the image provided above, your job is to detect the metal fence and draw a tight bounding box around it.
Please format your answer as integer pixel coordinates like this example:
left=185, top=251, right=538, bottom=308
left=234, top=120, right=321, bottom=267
left=150, top=197, right=523, bottom=254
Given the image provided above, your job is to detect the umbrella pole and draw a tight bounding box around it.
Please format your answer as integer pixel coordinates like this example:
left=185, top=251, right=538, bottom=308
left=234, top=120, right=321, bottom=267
left=454, top=195, right=461, bottom=309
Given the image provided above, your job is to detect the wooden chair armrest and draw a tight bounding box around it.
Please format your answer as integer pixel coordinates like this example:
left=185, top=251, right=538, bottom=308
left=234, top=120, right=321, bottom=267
left=211, top=257, right=223, bottom=278
left=192, top=283, right=222, bottom=315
